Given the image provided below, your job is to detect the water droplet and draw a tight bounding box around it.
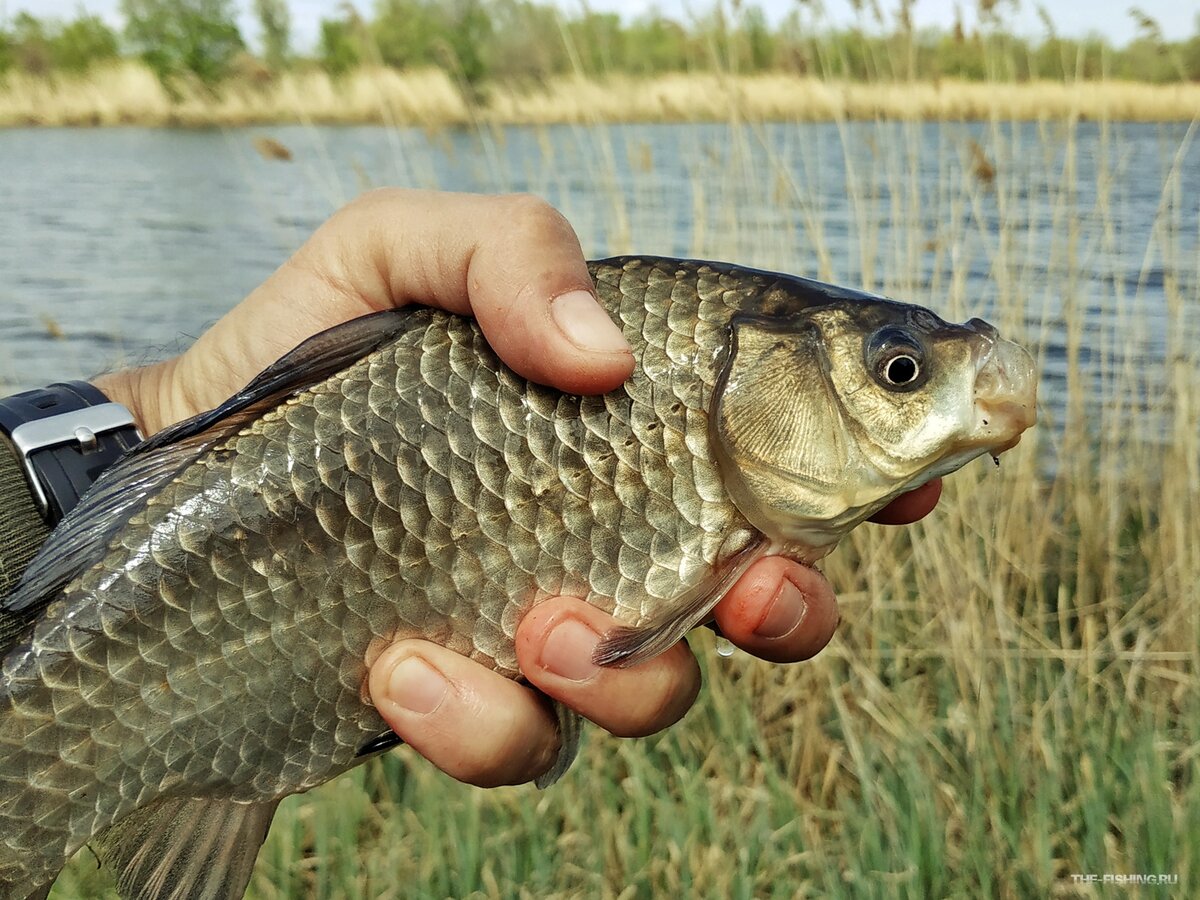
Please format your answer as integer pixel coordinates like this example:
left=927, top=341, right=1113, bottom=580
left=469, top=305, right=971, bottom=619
left=715, top=636, right=736, bottom=658
left=992, top=455, right=1001, bottom=467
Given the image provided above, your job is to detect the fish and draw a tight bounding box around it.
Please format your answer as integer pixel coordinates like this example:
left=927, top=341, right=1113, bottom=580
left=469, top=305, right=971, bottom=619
left=0, top=257, right=1037, bottom=899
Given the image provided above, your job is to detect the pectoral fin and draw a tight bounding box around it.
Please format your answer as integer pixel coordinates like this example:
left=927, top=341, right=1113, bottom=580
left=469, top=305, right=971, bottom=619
left=92, top=796, right=279, bottom=900
left=535, top=702, right=584, bottom=789
left=592, top=536, right=766, bottom=668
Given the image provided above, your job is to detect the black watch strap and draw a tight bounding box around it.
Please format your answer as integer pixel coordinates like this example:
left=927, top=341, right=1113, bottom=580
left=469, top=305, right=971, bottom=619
left=0, top=381, right=143, bottom=525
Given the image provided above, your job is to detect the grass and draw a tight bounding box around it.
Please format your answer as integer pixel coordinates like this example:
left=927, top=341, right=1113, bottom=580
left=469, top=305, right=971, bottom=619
left=3, top=62, right=1200, bottom=127
left=37, top=70, right=1200, bottom=900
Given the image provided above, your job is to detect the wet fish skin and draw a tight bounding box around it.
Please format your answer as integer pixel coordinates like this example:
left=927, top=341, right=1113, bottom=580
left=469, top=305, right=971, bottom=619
left=0, top=257, right=1036, bottom=899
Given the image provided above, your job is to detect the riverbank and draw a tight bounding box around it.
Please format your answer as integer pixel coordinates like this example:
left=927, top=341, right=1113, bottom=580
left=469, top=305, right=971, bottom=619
left=3, top=62, right=1199, bottom=127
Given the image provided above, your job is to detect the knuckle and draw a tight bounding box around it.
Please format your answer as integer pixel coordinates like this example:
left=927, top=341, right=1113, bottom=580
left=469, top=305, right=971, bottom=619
left=332, top=188, right=410, bottom=231
left=322, top=188, right=400, bottom=235
left=496, top=193, right=569, bottom=235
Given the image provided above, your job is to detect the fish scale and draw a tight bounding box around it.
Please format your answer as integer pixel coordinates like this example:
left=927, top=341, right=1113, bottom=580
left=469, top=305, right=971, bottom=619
left=0, top=257, right=1039, bottom=899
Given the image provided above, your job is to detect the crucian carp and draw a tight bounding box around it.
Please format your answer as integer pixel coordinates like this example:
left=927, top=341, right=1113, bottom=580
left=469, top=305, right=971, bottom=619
left=0, top=257, right=1036, bottom=899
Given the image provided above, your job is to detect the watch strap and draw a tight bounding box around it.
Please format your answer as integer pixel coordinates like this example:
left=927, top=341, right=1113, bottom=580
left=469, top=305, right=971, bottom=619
left=0, top=381, right=143, bottom=525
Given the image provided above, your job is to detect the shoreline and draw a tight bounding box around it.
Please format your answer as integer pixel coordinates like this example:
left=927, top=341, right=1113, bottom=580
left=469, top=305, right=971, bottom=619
left=2, top=64, right=1199, bottom=127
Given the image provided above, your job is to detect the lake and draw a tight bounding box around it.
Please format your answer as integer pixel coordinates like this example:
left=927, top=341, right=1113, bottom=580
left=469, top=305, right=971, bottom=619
left=1, top=121, right=1196, bottom=452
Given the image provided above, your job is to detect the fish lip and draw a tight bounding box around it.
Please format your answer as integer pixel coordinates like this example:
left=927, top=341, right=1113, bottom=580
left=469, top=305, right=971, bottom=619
left=966, top=334, right=1038, bottom=455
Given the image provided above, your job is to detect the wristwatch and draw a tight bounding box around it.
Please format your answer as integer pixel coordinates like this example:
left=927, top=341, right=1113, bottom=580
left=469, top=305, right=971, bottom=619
left=0, top=382, right=143, bottom=525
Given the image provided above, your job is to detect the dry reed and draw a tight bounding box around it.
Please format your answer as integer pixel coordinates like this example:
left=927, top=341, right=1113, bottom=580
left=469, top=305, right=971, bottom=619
left=3, top=62, right=1200, bottom=127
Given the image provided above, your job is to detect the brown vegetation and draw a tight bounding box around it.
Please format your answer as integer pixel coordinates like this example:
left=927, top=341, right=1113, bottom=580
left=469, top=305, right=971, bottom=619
left=3, top=63, right=1199, bottom=127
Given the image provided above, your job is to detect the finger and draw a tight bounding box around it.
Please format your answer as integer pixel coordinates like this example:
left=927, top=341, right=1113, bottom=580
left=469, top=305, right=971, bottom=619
left=171, top=190, right=632, bottom=419
left=462, top=195, right=635, bottom=395
left=869, top=478, right=943, bottom=525
left=290, top=189, right=632, bottom=393
left=515, top=598, right=700, bottom=739
left=368, top=640, right=561, bottom=788
left=711, top=557, right=839, bottom=664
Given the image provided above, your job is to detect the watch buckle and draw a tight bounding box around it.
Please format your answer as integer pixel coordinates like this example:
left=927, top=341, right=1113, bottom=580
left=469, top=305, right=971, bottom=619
left=8, top=404, right=142, bottom=519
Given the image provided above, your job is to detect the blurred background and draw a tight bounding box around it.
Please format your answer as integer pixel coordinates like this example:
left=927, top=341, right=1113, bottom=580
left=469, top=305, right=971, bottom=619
left=0, top=2, right=1196, bottom=897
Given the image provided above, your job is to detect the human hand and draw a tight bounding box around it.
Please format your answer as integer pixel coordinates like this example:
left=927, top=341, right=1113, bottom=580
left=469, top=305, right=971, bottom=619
left=95, top=189, right=939, bottom=787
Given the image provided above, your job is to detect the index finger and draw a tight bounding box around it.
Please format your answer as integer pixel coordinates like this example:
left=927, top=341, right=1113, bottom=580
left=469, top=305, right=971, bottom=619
left=162, top=189, right=634, bottom=421
left=249, top=189, right=634, bottom=395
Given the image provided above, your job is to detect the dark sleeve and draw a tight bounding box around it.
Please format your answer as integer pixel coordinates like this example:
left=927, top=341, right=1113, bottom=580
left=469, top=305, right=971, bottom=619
left=0, top=438, right=51, bottom=597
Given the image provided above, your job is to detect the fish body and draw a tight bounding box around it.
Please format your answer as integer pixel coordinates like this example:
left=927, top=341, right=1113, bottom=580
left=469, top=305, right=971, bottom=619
left=0, top=258, right=1036, bottom=899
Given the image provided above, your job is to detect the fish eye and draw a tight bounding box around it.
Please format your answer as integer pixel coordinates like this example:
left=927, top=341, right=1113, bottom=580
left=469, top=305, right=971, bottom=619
left=883, top=354, right=920, bottom=386
left=867, top=327, right=928, bottom=392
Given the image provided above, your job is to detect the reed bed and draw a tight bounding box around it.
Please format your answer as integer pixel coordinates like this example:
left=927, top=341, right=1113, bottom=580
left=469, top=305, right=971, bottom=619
left=38, top=99, right=1199, bottom=897
left=4, top=62, right=1200, bottom=127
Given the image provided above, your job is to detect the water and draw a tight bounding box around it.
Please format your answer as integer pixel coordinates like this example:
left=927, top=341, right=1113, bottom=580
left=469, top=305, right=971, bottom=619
left=0, top=122, right=1196, bottom=446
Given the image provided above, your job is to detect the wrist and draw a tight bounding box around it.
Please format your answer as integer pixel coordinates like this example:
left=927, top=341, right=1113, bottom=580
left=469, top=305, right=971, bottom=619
left=92, top=358, right=179, bottom=437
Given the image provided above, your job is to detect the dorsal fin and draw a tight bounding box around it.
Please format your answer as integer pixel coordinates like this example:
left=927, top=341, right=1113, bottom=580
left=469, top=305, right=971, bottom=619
left=0, top=309, right=410, bottom=652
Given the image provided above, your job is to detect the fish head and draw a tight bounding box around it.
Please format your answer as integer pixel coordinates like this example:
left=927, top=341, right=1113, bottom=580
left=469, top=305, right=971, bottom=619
left=711, top=299, right=1037, bottom=555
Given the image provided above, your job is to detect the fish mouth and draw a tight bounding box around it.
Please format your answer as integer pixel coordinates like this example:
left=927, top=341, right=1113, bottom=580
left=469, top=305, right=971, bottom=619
left=967, top=334, right=1038, bottom=454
